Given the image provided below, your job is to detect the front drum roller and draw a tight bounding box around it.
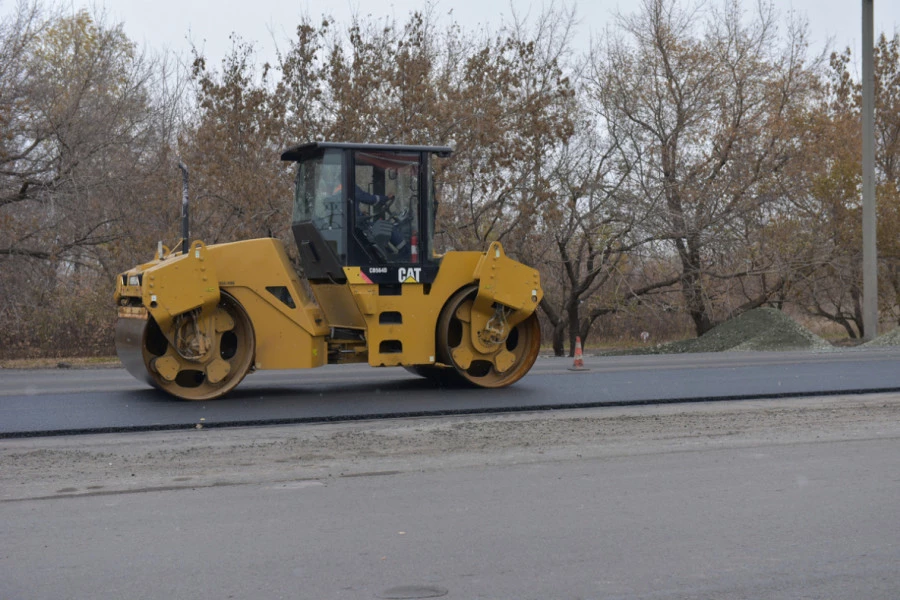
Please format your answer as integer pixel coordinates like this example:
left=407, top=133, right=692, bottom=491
left=436, top=285, right=540, bottom=388
left=116, top=292, right=255, bottom=400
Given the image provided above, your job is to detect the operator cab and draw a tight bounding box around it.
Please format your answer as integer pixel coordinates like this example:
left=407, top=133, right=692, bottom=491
left=282, top=142, right=452, bottom=284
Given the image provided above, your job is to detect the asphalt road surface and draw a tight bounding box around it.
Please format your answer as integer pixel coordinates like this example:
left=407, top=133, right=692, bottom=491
left=3, top=348, right=900, bottom=436
left=2, top=392, right=899, bottom=599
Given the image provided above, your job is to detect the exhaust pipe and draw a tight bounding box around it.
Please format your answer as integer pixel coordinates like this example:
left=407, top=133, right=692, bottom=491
left=178, top=160, right=190, bottom=255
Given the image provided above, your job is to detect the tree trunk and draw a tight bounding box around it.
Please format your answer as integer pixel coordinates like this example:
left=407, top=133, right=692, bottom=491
left=676, top=236, right=713, bottom=336
left=567, top=299, right=581, bottom=356
left=837, top=316, right=859, bottom=339
left=539, top=299, right=567, bottom=357
left=851, top=284, right=865, bottom=338
left=552, top=322, right=566, bottom=357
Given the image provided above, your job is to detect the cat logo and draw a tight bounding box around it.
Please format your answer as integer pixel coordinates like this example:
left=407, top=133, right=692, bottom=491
left=398, top=267, right=422, bottom=283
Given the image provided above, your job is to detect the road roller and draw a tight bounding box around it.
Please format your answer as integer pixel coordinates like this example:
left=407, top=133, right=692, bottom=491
left=114, top=142, right=543, bottom=400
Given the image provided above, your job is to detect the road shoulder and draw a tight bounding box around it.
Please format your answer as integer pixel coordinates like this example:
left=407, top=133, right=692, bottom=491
left=3, top=393, right=899, bottom=502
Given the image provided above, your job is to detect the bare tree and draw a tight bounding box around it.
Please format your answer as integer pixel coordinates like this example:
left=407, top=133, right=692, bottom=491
left=780, top=34, right=900, bottom=337
left=0, top=3, right=184, bottom=357
left=532, top=107, right=680, bottom=355
left=437, top=7, right=578, bottom=253
left=591, top=0, right=819, bottom=335
left=179, top=37, right=290, bottom=246
left=1, top=7, right=176, bottom=264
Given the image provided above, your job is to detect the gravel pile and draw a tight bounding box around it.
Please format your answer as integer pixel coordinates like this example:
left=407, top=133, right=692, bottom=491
left=862, top=326, right=900, bottom=347
left=623, top=307, right=832, bottom=355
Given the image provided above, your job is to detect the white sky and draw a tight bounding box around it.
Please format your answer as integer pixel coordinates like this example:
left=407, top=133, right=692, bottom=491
left=6, top=0, right=900, bottom=68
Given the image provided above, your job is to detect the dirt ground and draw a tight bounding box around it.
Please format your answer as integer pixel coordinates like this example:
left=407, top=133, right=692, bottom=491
left=3, top=392, right=899, bottom=503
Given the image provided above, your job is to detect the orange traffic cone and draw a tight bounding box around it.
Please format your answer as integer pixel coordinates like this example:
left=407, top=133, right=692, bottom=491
left=567, top=336, right=590, bottom=372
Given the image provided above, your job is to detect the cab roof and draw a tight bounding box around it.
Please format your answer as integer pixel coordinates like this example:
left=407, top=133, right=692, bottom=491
left=280, top=141, right=453, bottom=162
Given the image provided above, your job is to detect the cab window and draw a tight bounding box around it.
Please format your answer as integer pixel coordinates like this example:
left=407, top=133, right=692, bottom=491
left=293, top=148, right=345, bottom=258
left=349, top=151, right=421, bottom=265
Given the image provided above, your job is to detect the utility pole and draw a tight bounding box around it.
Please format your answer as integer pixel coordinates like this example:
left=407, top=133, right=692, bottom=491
left=862, top=0, right=877, bottom=340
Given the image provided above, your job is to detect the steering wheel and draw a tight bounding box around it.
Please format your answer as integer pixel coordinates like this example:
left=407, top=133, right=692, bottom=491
left=374, top=194, right=395, bottom=219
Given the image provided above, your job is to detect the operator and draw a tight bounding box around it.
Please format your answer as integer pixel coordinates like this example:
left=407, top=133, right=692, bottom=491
left=328, top=180, right=407, bottom=254
left=357, top=187, right=407, bottom=254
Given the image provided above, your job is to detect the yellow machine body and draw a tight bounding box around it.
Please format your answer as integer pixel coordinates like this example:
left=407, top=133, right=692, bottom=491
left=114, top=142, right=544, bottom=400
left=313, top=241, right=541, bottom=368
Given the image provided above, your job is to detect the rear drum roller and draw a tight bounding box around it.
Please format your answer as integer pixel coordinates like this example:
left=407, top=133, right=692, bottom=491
left=436, top=285, right=540, bottom=388
left=117, top=292, right=255, bottom=400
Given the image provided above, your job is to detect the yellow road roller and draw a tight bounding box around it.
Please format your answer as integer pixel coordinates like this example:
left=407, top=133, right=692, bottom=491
left=114, top=142, right=543, bottom=400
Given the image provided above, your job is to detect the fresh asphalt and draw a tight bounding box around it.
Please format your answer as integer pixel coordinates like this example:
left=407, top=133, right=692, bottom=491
left=3, top=348, right=900, bottom=437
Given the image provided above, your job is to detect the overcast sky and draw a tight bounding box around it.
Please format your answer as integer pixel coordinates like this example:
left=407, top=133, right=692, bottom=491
left=6, top=0, right=900, bottom=68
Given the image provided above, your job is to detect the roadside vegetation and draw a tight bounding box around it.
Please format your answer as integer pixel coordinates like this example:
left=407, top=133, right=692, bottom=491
left=1, top=0, right=899, bottom=359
